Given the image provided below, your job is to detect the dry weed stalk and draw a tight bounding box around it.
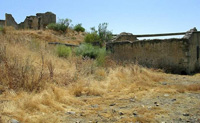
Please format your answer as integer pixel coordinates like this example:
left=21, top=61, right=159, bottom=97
left=0, top=47, right=47, bottom=92
left=47, top=60, right=55, bottom=79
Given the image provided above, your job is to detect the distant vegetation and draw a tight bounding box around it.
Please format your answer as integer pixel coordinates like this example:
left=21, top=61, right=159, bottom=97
left=74, top=23, right=85, bottom=32
left=47, top=19, right=86, bottom=33
left=47, top=18, right=72, bottom=32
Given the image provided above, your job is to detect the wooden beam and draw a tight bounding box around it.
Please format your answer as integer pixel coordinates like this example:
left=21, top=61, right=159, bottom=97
left=135, top=32, right=186, bottom=37
left=113, top=32, right=187, bottom=37
left=48, top=42, right=79, bottom=47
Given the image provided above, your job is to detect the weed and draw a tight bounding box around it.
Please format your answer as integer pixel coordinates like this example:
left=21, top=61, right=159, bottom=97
left=0, top=26, right=6, bottom=34
left=47, top=60, right=55, bottom=79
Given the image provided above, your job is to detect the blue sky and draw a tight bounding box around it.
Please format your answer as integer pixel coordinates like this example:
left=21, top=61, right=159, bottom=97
left=0, top=0, right=200, bottom=34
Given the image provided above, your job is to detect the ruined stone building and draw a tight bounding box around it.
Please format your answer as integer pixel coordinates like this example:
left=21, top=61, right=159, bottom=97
left=107, top=28, right=200, bottom=74
left=0, top=12, right=56, bottom=29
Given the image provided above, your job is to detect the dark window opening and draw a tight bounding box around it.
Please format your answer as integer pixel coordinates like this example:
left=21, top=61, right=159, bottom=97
left=38, top=18, right=41, bottom=30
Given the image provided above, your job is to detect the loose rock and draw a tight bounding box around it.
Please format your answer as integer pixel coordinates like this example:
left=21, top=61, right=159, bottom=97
left=109, top=103, right=116, bottom=106
left=129, top=98, right=135, bottom=102
left=66, top=111, right=76, bottom=115
left=10, top=119, right=20, bottom=123
left=119, top=112, right=124, bottom=115
left=172, top=99, right=176, bottom=102
left=183, top=113, right=190, bottom=116
left=164, top=94, right=169, bottom=97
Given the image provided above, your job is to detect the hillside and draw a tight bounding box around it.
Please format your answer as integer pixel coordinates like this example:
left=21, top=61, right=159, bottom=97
left=0, top=28, right=199, bottom=123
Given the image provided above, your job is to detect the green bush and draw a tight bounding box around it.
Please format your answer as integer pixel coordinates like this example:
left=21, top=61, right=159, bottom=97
left=84, top=23, right=112, bottom=46
left=96, top=48, right=107, bottom=66
left=75, top=43, right=107, bottom=66
left=74, top=23, right=85, bottom=32
left=56, top=45, right=72, bottom=58
left=84, top=33, right=100, bottom=44
left=47, top=18, right=72, bottom=32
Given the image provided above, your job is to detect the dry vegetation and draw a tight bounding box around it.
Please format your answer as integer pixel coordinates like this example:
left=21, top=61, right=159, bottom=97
left=0, top=27, right=199, bottom=123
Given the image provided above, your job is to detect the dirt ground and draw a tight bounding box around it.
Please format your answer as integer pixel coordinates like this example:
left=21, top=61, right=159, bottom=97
left=61, top=74, right=200, bottom=123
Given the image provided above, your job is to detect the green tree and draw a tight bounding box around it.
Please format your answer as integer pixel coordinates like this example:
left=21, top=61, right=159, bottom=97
left=98, top=23, right=112, bottom=43
left=84, top=23, right=112, bottom=46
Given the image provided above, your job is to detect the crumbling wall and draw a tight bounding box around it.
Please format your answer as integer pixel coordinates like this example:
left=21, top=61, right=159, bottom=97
left=37, top=12, right=56, bottom=29
left=187, top=32, right=200, bottom=72
left=107, top=38, right=190, bottom=74
left=0, top=12, right=56, bottom=30
left=112, top=32, right=138, bottom=42
left=5, top=14, right=18, bottom=29
left=0, top=20, right=5, bottom=27
left=23, top=16, right=39, bottom=29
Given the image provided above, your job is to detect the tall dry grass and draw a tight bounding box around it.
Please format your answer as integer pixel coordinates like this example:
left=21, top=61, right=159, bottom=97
left=0, top=28, right=165, bottom=122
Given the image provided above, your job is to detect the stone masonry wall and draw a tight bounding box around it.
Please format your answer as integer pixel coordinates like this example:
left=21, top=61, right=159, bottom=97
left=107, top=38, right=190, bottom=74
left=0, top=20, right=5, bottom=27
left=5, top=14, right=18, bottom=29
left=188, top=32, right=200, bottom=72
left=0, top=12, right=56, bottom=30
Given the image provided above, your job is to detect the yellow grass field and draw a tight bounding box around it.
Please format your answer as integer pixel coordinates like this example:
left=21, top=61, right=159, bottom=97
left=0, top=28, right=199, bottom=123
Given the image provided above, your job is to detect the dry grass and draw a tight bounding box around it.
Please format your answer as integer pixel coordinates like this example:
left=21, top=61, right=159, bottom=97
left=175, top=84, right=200, bottom=93
left=0, top=28, right=178, bottom=122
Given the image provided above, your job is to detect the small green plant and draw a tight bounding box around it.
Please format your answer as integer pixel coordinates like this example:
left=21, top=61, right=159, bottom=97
left=56, top=45, right=72, bottom=58
left=74, top=23, right=85, bottom=32
left=0, top=26, right=3, bottom=31
left=96, top=48, right=107, bottom=66
left=47, top=18, right=72, bottom=32
left=0, top=26, right=6, bottom=34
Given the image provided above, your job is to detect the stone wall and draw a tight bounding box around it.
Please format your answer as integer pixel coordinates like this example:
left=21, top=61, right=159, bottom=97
left=188, top=32, right=200, bottom=73
left=107, top=29, right=200, bottom=74
left=111, top=32, right=138, bottom=42
left=0, top=12, right=56, bottom=30
left=0, top=20, right=5, bottom=27
left=107, top=38, right=190, bottom=74
left=37, top=12, right=56, bottom=29
left=23, top=16, right=39, bottom=29
left=5, top=14, right=18, bottom=29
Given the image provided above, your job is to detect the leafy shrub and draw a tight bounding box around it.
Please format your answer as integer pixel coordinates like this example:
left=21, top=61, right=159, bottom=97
left=96, top=48, right=107, bottom=66
left=47, top=18, right=72, bottom=32
left=84, top=33, right=100, bottom=44
left=74, top=23, right=85, bottom=32
left=84, top=23, right=112, bottom=46
left=56, top=45, right=72, bottom=58
left=75, top=43, right=107, bottom=66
